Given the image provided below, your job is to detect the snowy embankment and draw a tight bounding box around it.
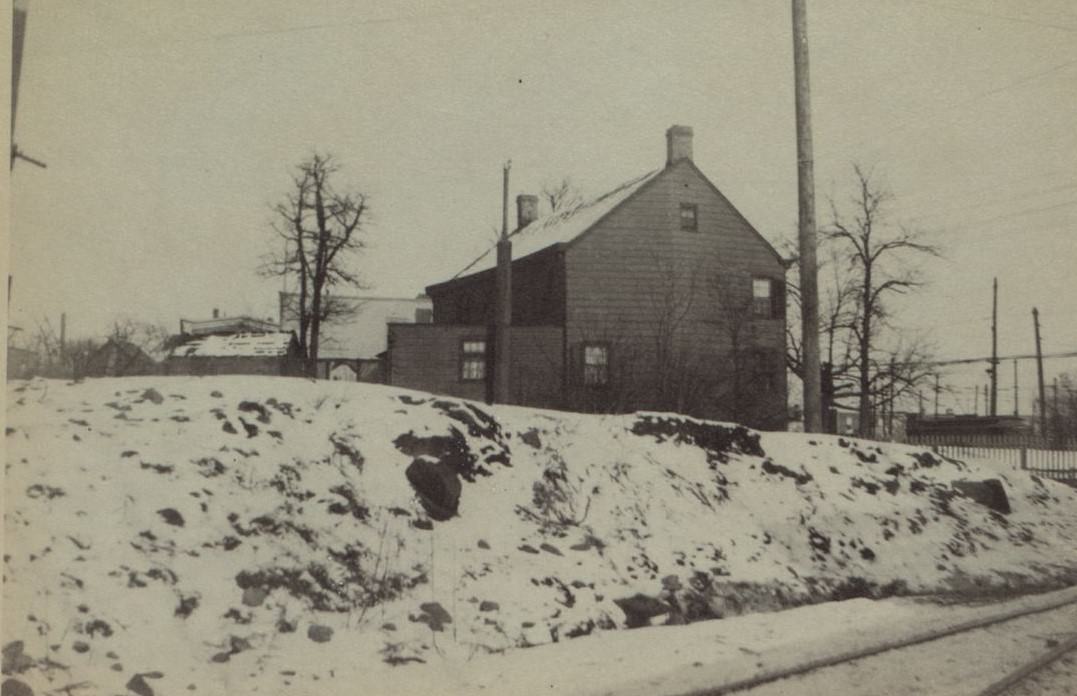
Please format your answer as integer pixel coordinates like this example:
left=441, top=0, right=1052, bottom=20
left=4, top=377, right=1077, bottom=695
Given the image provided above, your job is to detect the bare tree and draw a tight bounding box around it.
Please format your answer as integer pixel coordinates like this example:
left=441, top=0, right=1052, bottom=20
left=261, top=153, right=370, bottom=376
left=824, top=164, right=941, bottom=436
left=541, top=176, right=584, bottom=214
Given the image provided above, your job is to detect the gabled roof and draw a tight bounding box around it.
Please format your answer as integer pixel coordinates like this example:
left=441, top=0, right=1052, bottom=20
left=450, top=169, right=661, bottom=279
left=168, top=332, right=296, bottom=358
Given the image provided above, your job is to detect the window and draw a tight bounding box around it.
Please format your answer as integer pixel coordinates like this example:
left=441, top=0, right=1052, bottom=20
left=680, top=203, right=698, bottom=231
left=415, top=308, right=433, bottom=323
left=751, top=350, right=779, bottom=392
left=460, top=339, right=486, bottom=381
left=582, top=343, right=609, bottom=386
left=752, top=277, right=773, bottom=318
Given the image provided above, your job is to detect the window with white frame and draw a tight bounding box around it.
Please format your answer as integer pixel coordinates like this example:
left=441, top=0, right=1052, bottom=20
left=460, top=339, right=486, bottom=381
left=582, top=343, right=609, bottom=386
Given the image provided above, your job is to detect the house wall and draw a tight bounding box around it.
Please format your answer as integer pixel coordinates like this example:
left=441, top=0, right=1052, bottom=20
left=428, top=247, right=565, bottom=327
left=563, top=160, right=787, bottom=427
left=162, top=355, right=304, bottom=377
left=387, top=324, right=490, bottom=402
left=387, top=324, right=563, bottom=407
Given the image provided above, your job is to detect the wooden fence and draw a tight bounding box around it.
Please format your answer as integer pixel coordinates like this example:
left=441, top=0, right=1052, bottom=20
left=905, top=434, right=1077, bottom=486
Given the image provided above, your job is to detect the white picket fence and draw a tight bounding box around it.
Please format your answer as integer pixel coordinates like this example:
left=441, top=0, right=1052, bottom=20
left=906, top=434, right=1077, bottom=485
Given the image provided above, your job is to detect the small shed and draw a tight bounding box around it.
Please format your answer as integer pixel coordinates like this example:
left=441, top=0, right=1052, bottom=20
left=163, top=332, right=304, bottom=377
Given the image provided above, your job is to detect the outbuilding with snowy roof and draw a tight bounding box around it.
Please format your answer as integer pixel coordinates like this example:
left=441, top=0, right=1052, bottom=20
left=163, top=331, right=305, bottom=377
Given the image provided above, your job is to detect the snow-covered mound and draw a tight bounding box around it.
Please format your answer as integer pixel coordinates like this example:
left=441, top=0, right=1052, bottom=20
left=5, top=377, right=1077, bottom=695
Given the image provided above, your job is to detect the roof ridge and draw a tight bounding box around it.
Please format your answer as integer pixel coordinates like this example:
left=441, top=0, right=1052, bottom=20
left=451, top=168, right=660, bottom=280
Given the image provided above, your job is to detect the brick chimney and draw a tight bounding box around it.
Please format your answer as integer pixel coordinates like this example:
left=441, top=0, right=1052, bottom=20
left=666, top=125, right=693, bottom=166
left=516, top=194, right=538, bottom=228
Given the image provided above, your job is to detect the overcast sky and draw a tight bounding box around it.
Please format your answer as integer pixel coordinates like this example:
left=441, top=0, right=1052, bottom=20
left=10, top=0, right=1077, bottom=413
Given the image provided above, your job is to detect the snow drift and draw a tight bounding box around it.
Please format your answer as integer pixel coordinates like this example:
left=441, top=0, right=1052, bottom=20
left=4, top=377, right=1077, bottom=695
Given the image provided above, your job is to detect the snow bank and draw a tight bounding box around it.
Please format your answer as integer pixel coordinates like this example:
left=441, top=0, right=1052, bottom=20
left=4, top=377, right=1077, bottom=695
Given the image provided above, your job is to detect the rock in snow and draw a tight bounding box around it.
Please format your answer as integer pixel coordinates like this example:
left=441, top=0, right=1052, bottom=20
left=4, top=377, right=1077, bottom=695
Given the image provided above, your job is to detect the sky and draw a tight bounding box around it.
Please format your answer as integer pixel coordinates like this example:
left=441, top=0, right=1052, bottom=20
left=8, top=0, right=1077, bottom=414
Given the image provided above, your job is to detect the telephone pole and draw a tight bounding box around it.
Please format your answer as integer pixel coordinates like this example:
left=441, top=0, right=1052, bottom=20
left=1013, top=359, right=1019, bottom=416
left=1033, top=307, right=1046, bottom=436
left=989, top=278, right=998, bottom=416
left=934, top=373, right=940, bottom=417
left=493, top=161, right=513, bottom=404
left=792, top=0, right=821, bottom=433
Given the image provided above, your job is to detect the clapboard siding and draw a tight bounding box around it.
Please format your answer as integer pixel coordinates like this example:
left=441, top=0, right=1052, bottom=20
left=387, top=323, right=563, bottom=406
left=387, top=324, right=490, bottom=402
left=428, top=247, right=564, bottom=326
left=564, top=160, right=786, bottom=424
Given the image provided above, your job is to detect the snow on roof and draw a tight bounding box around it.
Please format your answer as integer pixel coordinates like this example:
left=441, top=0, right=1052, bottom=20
left=452, top=169, right=661, bottom=279
left=169, top=332, right=295, bottom=358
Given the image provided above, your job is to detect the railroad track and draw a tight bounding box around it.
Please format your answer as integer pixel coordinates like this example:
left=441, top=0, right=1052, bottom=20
left=978, top=631, right=1077, bottom=696
left=682, top=589, right=1077, bottom=696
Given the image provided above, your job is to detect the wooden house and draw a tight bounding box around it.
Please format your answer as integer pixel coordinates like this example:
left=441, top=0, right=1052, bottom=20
left=388, top=126, right=788, bottom=428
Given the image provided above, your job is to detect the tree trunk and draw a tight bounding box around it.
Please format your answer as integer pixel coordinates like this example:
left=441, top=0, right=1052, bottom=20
left=858, top=267, right=872, bottom=438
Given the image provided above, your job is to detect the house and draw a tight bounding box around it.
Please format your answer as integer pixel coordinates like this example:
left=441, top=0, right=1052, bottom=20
left=387, top=126, right=788, bottom=429
left=81, top=338, right=157, bottom=377
left=163, top=332, right=304, bottom=377
left=278, top=293, right=433, bottom=381
left=6, top=325, right=38, bottom=380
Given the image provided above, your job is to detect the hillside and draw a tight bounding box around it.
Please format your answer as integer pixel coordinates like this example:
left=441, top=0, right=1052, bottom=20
left=4, top=377, right=1077, bottom=695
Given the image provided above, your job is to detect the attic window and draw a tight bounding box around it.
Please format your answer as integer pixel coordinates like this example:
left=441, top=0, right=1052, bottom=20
left=460, top=339, right=487, bottom=382
left=680, top=203, right=698, bottom=231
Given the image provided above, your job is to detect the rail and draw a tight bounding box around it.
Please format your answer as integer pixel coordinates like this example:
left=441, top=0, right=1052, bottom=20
left=680, top=588, right=1077, bottom=696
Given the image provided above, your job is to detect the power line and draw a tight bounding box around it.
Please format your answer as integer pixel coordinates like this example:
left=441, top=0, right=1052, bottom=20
left=903, top=0, right=1077, bottom=33
left=829, top=56, right=1077, bottom=161
left=940, top=199, right=1077, bottom=236
left=905, top=183, right=1077, bottom=224
left=927, top=349, right=1077, bottom=368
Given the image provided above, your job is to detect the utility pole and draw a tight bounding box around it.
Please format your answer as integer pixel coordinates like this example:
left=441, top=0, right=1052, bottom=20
left=59, top=312, right=66, bottom=363
left=974, top=385, right=979, bottom=415
left=11, top=0, right=46, bottom=170
left=1013, top=359, right=1019, bottom=416
left=792, top=0, right=821, bottom=433
left=989, top=278, right=998, bottom=416
left=1033, top=307, right=1046, bottom=437
left=493, top=161, right=512, bottom=404
left=934, top=373, right=940, bottom=417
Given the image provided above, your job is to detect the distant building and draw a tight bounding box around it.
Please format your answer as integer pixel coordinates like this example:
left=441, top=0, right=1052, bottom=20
left=163, top=332, right=304, bottom=377
left=278, top=293, right=433, bottom=381
left=387, top=126, right=788, bottom=429
left=179, top=311, right=279, bottom=337
left=82, top=338, right=157, bottom=377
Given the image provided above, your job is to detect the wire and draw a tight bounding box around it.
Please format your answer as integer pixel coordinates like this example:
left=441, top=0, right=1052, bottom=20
left=901, top=0, right=1077, bottom=34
